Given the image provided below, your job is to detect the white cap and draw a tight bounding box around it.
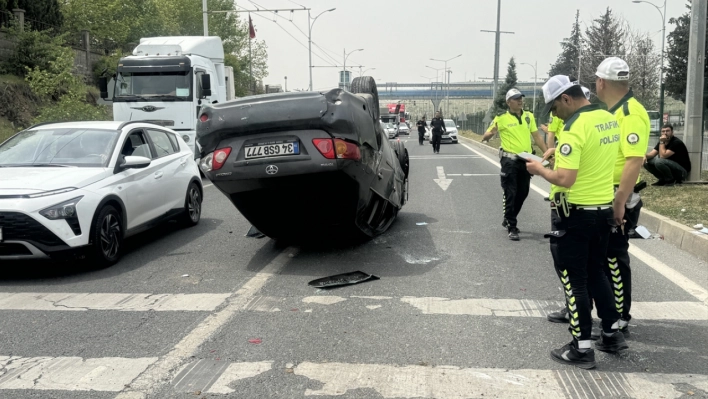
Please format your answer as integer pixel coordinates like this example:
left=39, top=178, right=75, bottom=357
left=541, top=75, right=580, bottom=116
left=505, top=88, right=524, bottom=101
left=582, top=86, right=591, bottom=100
left=595, top=57, right=630, bottom=81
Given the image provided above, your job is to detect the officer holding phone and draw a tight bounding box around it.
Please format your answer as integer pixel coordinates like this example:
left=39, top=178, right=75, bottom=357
left=526, top=75, right=628, bottom=369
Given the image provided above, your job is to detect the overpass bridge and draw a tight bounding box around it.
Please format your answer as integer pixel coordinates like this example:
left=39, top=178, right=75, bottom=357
left=376, top=81, right=546, bottom=100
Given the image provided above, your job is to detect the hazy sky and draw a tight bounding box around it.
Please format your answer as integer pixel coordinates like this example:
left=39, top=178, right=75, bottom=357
left=238, top=0, right=688, bottom=91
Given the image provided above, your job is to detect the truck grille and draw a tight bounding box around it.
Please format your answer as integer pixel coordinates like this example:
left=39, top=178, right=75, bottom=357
left=0, top=212, right=65, bottom=247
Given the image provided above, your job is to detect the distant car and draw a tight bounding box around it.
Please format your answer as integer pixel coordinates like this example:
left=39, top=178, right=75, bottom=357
left=197, top=76, right=409, bottom=241
left=380, top=121, right=398, bottom=139
left=397, top=123, right=410, bottom=135
left=0, top=121, right=203, bottom=266
left=442, top=119, right=459, bottom=143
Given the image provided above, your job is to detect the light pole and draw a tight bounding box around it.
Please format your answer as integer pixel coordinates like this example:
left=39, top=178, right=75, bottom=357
left=431, top=54, right=462, bottom=115
left=426, top=65, right=448, bottom=112
left=632, top=0, right=667, bottom=121
left=560, top=40, right=583, bottom=84
left=359, top=67, right=375, bottom=77
left=519, top=62, right=538, bottom=114
left=343, top=48, right=363, bottom=91
left=308, top=8, right=336, bottom=91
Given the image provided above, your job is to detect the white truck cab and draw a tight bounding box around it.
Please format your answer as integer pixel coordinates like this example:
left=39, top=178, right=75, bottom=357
left=100, top=36, right=236, bottom=158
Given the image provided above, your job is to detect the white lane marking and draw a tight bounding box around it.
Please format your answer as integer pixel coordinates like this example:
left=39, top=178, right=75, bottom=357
left=294, top=362, right=565, bottom=398
left=366, top=305, right=382, bottom=310
left=0, top=293, right=230, bottom=312
left=115, top=247, right=297, bottom=399
left=0, top=356, right=156, bottom=391
left=459, top=137, right=708, bottom=302
left=302, top=296, right=346, bottom=305
left=434, top=166, right=452, bottom=191
left=402, top=297, right=708, bottom=320
left=628, top=244, right=708, bottom=306
left=207, top=361, right=272, bottom=394
left=240, top=295, right=708, bottom=321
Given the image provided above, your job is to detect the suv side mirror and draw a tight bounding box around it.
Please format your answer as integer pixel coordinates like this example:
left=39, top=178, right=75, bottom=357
left=201, top=74, right=212, bottom=98
left=99, top=77, right=109, bottom=99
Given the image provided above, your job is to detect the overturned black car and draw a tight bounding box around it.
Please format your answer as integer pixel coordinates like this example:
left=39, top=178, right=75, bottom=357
left=196, top=77, right=409, bottom=241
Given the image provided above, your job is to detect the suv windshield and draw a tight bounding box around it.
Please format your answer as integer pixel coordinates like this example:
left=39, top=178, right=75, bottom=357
left=0, top=128, right=118, bottom=167
left=114, top=71, right=191, bottom=101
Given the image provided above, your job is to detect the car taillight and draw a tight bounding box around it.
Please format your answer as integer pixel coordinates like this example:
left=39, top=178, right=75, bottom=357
left=212, top=147, right=232, bottom=170
left=334, top=139, right=361, bottom=160
left=313, top=139, right=335, bottom=159
left=199, top=113, right=209, bottom=122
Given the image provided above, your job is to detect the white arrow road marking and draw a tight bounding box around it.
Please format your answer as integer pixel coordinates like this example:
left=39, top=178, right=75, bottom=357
left=434, top=166, right=452, bottom=191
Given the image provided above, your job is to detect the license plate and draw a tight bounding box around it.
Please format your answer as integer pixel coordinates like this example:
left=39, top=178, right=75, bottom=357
left=245, top=141, right=299, bottom=159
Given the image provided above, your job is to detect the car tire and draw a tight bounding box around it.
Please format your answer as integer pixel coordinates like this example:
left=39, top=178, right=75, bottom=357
left=350, top=76, right=380, bottom=120
left=89, top=205, right=123, bottom=268
left=392, top=140, right=409, bottom=179
left=181, top=182, right=202, bottom=227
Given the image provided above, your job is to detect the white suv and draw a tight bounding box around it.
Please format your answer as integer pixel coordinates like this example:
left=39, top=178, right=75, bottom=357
left=0, top=121, right=203, bottom=266
left=442, top=119, right=459, bottom=143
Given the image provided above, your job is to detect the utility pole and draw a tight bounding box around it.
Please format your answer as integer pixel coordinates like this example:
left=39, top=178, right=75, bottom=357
left=308, top=8, right=335, bottom=91
left=519, top=62, right=538, bottom=114
left=481, top=0, right=514, bottom=102
left=684, top=0, right=707, bottom=182
left=284, top=76, right=288, bottom=92
left=202, top=0, right=208, bottom=36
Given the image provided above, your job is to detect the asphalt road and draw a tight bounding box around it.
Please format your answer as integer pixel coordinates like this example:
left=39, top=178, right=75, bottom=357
left=1, top=135, right=707, bottom=399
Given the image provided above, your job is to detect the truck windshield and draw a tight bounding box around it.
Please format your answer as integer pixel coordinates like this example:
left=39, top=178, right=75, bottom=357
left=114, top=71, right=192, bottom=101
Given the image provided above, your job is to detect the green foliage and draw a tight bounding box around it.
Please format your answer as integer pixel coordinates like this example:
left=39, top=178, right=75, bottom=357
left=1, top=0, right=63, bottom=30
left=548, top=10, right=582, bottom=78
left=1, top=28, right=66, bottom=76
left=493, top=57, right=518, bottom=113
left=582, top=8, right=626, bottom=91
left=23, top=32, right=109, bottom=123
left=92, top=51, right=123, bottom=82
left=665, top=2, right=708, bottom=103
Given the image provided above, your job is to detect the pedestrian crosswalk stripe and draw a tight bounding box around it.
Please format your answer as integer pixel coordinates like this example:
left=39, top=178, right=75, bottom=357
left=245, top=295, right=708, bottom=321
left=167, top=360, right=707, bottom=399
left=0, top=292, right=231, bottom=312
left=0, top=356, right=156, bottom=391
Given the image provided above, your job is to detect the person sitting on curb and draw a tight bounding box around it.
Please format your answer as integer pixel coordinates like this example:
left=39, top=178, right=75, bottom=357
left=644, top=124, right=691, bottom=186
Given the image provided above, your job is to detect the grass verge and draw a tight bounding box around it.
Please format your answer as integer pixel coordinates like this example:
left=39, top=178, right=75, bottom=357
left=460, top=130, right=708, bottom=228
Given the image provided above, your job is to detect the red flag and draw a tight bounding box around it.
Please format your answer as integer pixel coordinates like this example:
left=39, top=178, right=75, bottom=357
left=248, top=15, right=256, bottom=39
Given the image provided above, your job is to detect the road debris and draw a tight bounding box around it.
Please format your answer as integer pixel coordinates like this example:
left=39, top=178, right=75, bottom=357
left=308, top=271, right=380, bottom=289
left=248, top=338, right=262, bottom=344
left=182, top=274, right=190, bottom=278
left=246, top=225, right=266, bottom=238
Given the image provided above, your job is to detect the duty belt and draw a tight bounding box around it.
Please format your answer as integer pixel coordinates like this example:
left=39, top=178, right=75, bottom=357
left=570, top=203, right=613, bottom=211
left=498, top=148, right=519, bottom=160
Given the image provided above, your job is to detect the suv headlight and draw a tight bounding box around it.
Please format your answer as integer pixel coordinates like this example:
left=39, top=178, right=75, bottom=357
left=40, top=196, right=83, bottom=220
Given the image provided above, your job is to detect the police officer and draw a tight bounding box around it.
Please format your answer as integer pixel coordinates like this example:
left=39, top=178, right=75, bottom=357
left=482, top=88, right=548, bottom=240
left=595, top=57, right=649, bottom=337
left=416, top=117, right=428, bottom=145
left=542, top=87, right=591, bottom=151
left=527, top=75, right=628, bottom=369
left=429, top=111, right=446, bottom=154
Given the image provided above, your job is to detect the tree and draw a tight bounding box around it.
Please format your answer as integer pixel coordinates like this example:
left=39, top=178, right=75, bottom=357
left=582, top=7, right=626, bottom=91
left=1, top=0, right=63, bottom=31
left=625, top=32, right=661, bottom=109
left=493, top=57, right=518, bottom=113
left=549, top=10, right=582, bottom=78
left=665, top=2, right=708, bottom=103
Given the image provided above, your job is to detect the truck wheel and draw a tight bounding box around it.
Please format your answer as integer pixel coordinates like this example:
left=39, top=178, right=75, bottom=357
left=350, top=76, right=380, bottom=120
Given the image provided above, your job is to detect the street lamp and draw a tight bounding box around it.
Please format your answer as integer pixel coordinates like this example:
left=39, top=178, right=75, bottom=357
left=632, top=0, right=667, bottom=121
left=359, top=67, right=375, bottom=77
left=430, top=54, right=462, bottom=115
left=560, top=40, right=583, bottom=84
left=426, top=65, right=448, bottom=111
left=308, top=8, right=336, bottom=91
left=342, top=48, right=363, bottom=91
left=519, top=62, right=538, bottom=114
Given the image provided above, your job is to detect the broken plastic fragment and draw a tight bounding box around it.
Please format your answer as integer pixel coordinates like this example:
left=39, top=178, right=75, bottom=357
left=694, top=224, right=704, bottom=229
left=308, top=271, right=380, bottom=289
left=248, top=338, right=262, bottom=344
left=634, top=226, right=651, bottom=239
left=246, top=225, right=266, bottom=238
left=416, top=222, right=428, bottom=226
left=182, top=274, right=190, bottom=277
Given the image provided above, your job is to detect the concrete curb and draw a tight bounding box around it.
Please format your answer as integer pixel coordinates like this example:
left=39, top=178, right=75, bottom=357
left=460, top=134, right=708, bottom=262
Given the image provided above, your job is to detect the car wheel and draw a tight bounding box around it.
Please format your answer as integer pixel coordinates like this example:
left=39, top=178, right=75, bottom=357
left=181, top=182, right=202, bottom=227
left=89, top=205, right=123, bottom=267
left=350, top=76, right=380, bottom=120
left=393, top=140, right=409, bottom=178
